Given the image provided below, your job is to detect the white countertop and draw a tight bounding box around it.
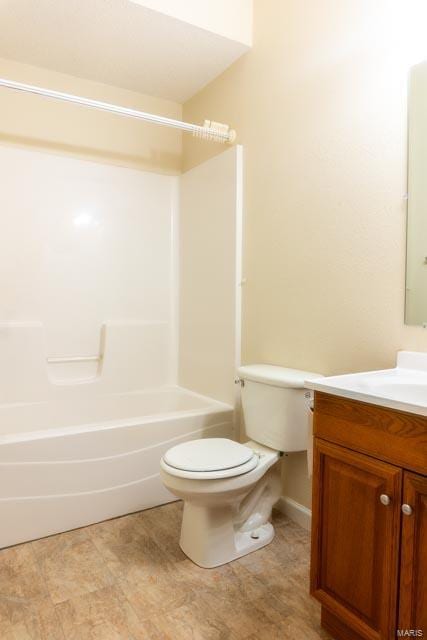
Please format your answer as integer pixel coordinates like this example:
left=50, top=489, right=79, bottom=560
left=305, top=351, right=427, bottom=417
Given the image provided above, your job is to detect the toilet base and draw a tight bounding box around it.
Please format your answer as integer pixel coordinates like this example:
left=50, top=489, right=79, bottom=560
left=181, top=523, right=274, bottom=568
left=234, top=521, right=275, bottom=559
left=179, top=499, right=276, bottom=568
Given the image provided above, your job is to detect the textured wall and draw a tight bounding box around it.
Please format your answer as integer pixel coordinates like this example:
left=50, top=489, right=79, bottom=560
left=183, top=0, right=427, bottom=508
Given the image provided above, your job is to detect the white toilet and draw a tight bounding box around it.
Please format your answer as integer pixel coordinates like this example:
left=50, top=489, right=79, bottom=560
left=160, top=364, right=322, bottom=568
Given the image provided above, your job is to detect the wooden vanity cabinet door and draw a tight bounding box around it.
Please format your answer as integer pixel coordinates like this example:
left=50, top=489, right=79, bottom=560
left=398, top=472, right=427, bottom=635
left=311, top=439, right=402, bottom=640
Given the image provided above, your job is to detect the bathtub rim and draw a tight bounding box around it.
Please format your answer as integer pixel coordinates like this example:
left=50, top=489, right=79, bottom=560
left=0, top=385, right=234, bottom=446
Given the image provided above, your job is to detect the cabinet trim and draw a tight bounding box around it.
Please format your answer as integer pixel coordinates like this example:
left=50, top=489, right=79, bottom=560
left=314, top=392, right=427, bottom=476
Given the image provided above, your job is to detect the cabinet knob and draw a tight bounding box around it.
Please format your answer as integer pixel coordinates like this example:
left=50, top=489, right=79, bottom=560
left=401, top=504, right=413, bottom=516
left=380, top=494, right=391, bottom=506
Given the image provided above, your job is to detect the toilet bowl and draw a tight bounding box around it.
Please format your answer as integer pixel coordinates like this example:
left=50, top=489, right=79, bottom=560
left=160, top=364, right=323, bottom=568
left=160, top=439, right=281, bottom=568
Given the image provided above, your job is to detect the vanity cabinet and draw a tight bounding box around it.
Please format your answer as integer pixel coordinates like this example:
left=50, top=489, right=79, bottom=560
left=311, top=392, right=427, bottom=640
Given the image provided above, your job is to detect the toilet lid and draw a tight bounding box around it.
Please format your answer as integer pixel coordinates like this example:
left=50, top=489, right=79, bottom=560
left=163, top=438, right=255, bottom=473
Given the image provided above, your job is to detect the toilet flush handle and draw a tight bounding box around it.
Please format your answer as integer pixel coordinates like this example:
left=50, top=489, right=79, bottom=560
left=234, top=377, right=245, bottom=387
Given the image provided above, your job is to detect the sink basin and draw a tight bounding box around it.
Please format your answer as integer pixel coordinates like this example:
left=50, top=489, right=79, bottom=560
left=305, top=351, right=427, bottom=416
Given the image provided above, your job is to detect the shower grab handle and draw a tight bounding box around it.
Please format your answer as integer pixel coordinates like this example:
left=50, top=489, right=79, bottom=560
left=47, top=355, right=102, bottom=364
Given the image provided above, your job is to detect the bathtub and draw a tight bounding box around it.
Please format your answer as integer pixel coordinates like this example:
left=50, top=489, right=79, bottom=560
left=0, top=386, right=234, bottom=548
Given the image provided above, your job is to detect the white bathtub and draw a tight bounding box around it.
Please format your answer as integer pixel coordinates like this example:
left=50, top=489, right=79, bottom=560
left=0, top=386, right=234, bottom=548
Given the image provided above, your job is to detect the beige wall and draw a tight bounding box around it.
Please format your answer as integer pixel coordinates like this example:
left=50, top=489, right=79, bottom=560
left=183, top=0, right=427, bottom=508
left=0, top=57, right=182, bottom=174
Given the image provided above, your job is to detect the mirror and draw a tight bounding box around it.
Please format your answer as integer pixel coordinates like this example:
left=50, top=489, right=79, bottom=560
left=406, top=61, right=427, bottom=326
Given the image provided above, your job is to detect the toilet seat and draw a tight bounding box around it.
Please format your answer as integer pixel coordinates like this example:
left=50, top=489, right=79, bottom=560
left=161, top=438, right=259, bottom=479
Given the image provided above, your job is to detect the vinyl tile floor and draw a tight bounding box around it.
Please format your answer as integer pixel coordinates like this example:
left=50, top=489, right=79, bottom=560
left=0, top=501, right=332, bottom=639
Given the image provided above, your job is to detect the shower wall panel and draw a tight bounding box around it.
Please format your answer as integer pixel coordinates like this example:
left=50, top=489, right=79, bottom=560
left=0, top=144, right=178, bottom=394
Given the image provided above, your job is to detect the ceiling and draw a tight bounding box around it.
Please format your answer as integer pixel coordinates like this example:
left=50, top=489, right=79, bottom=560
left=0, top=0, right=249, bottom=103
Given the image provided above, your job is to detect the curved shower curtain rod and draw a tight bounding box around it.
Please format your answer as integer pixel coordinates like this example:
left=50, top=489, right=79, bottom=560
left=0, top=76, right=236, bottom=144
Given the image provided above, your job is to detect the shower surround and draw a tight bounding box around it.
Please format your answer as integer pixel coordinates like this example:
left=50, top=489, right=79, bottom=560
left=0, top=143, right=242, bottom=547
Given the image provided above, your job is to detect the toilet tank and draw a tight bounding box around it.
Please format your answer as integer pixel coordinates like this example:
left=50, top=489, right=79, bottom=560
left=237, top=364, right=323, bottom=452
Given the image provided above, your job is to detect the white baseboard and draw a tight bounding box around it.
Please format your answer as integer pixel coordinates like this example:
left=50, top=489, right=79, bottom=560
left=275, top=496, right=312, bottom=531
